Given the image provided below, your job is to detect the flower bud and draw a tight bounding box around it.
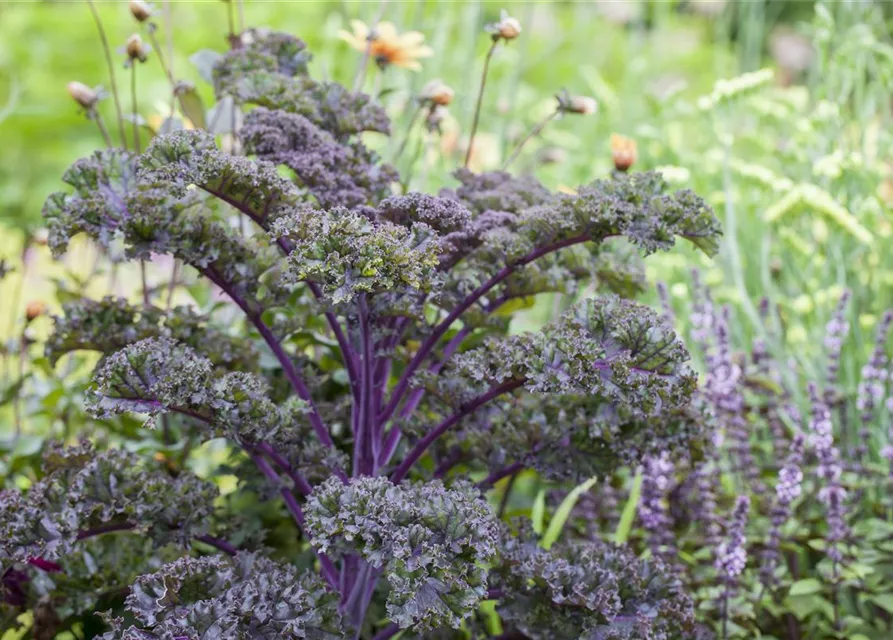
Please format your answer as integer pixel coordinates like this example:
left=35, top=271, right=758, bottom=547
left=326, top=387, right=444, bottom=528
left=610, top=134, right=637, bottom=172
left=129, top=0, right=152, bottom=22
left=489, top=10, right=521, bottom=41
left=67, top=82, right=99, bottom=110
left=126, top=34, right=149, bottom=63
left=420, top=79, right=454, bottom=106
left=25, top=300, right=46, bottom=322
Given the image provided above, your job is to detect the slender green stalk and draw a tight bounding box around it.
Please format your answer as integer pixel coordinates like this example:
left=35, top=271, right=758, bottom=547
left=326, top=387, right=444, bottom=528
left=91, top=110, right=114, bottom=148
left=464, top=39, right=498, bottom=169
left=140, top=260, right=150, bottom=306
left=163, top=0, right=176, bottom=116
left=392, top=102, right=423, bottom=164
left=225, top=0, right=235, bottom=38
left=130, top=64, right=140, bottom=154
left=86, top=0, right=127, bottom=148
left=165, top=260, right=180, bottom=310
left=147, top=27, right=175, bottom=86
left=502, top=108, right=558, bottom=170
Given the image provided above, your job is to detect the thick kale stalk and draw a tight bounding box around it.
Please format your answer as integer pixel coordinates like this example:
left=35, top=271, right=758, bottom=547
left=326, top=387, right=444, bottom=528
left=9, top=30, right=722, bottom=639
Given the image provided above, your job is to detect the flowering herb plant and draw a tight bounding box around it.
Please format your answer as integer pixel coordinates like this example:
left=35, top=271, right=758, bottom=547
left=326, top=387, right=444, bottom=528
left=0, top=9, right=725, bottom=639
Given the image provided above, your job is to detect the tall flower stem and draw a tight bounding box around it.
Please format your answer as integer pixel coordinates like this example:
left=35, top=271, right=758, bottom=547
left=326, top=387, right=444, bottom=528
left=86, top=0, right=127, bottom=148
left=464, top=39, right=499, bottom=169
left=130, top=62, right=153, bottom=307
left=503, top=109, right=559, bottom=170
left=352, top=0, right=389, bottom=92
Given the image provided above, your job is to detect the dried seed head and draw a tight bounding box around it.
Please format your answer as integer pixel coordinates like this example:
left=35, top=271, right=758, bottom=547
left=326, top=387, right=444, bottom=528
left=489, top=10, right=521, bottom=41
left=420, top=79, right=454, bottom=106
left=540, top=146, right=567, bottom=165
left=610, top=134, right=638, bottom=172
left=129, top=0, right=153, bottom=22
left=67, top=82, right=99, bottom=109
left=126, top=34, right=149, bottom=63
left=566, top=96, right=598, bottom=115
left=25, top=301, right=46, bottom=322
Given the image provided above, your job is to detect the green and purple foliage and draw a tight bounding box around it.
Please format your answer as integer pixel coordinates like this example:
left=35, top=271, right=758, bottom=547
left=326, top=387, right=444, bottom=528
left=1, top=29, right=722, bottom=639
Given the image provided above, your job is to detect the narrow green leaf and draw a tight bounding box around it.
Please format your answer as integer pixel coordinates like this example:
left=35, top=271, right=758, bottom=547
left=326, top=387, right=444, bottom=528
left=531, top=489, right=546, bottom=536
left=613, top=470, right=643, bottom=545
left=541, top=476, right=597, bottom=550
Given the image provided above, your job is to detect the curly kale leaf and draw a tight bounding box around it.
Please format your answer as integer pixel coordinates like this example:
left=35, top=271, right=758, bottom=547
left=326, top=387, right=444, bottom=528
left=411, top=296, right=699, bottom=480
left=450, top=168, right=557, bottom=215
left=43, top=149, right=138, bottom=258
left=122, top=182, right=286, bottom=309
left=102, top=552, right=345, bottom=639
left=377, top=193, right=473, bottom=236
left=0, top=442, right=217, bottom=564
left=272, top=207, right=442, bottom=304
left=449, top=295, right=695, bottom=415
left=46, top=296, right=257, bottom=371
left=242, top=107, right=398, bottom=210
left=213, top=30, right=389, bottom=138
left=305, top=477, right=499, bottom=632
left=496, top=536, right=695, bottom=639
left=25, top=536, right=185, bottom=622
left=454, top=394, right=706, bottom=482
left=88, top=338, right=345, bottom=477
left=88, top=337, right=219, bottom=421
left=138, top=128, right=301, bottom=228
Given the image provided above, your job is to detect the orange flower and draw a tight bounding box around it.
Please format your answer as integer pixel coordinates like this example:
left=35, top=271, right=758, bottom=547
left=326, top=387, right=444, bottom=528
left=339, top=20, right=433, bottom=71
left=610, top=134, right=638, bottom=172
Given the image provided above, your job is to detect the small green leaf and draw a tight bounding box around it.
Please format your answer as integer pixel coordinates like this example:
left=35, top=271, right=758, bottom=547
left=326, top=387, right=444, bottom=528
left=784, top=594, right=834, bottom=621
left=788, top=578, right=822, bottom=596
left=614, top=470, right=643, bottom=545
left=541, top=476, right=597, bottom=550
left=175, top=83, right=207, bottom=130
left=868, top=593, right=893, bottom=613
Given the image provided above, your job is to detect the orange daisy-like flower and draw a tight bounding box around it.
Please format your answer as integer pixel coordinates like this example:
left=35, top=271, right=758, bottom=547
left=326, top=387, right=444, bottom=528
left=339, top=20, right=434, bottom=71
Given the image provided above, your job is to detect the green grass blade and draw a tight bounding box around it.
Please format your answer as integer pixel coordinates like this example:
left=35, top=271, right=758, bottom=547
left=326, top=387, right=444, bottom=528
left=531, top=488, right=546, bottom=536
left=613, top=470, right=643, bottom=546
left=541, top=476, right=597, bottom=550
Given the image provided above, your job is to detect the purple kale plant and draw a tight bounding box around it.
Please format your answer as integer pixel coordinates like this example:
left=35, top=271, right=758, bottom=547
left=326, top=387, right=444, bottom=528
left=0, top=25, right=722, bottom=640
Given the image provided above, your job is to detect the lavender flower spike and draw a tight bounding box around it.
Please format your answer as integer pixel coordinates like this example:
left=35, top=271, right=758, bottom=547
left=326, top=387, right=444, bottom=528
left=639, top=453, right=680, bottom=574
left=716, top=495, right=750, bottom=639
left=760, top=430, right=805, bottom=591
left=823, top=290, right=851, bottom=408
left=707, top=305, right=764, bottom=494
left=855, top=310, right=893, bottom=470
left=807, top=382, right=849, bottom=577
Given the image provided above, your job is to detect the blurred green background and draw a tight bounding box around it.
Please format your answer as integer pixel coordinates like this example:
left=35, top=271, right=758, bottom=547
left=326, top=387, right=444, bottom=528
left=0, top=0, right=779, bottom=230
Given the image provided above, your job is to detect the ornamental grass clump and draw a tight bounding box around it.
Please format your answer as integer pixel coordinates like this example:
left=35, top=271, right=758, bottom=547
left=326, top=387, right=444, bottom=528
left=0, top=17, right=723, bottom=639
